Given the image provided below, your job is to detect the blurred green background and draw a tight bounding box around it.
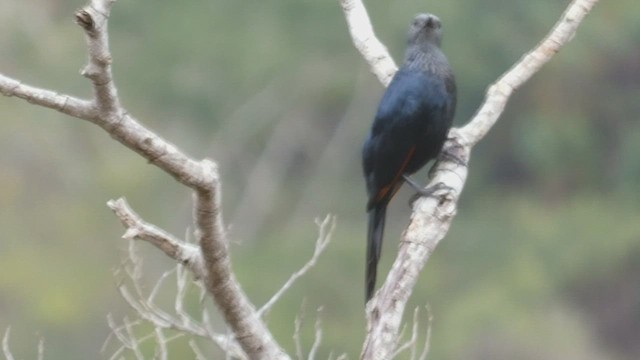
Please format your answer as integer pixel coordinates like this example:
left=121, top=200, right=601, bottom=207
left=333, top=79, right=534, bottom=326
left=1, top=0, right=639, bottom=359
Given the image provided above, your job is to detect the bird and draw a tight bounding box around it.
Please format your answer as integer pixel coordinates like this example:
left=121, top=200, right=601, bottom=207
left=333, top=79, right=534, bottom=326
left=362, top=13, right=457, bottom=302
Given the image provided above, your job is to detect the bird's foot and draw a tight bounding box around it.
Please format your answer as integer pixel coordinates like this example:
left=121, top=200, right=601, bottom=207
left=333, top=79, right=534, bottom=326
left=440, top=149, right=467, bottom=167
left=427, top=151, right=467, bottom=179
left=403, top=175, right=453, bottom=206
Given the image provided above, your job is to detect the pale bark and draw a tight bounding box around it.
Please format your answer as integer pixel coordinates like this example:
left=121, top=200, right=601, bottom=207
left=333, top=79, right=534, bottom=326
left=339, top=0, right=398, bottom=86
left=0, top=0, right=289, bottom=358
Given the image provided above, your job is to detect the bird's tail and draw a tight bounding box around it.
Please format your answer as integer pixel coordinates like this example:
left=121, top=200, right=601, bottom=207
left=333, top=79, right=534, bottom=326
left=366, top=204, right=387, bottom=302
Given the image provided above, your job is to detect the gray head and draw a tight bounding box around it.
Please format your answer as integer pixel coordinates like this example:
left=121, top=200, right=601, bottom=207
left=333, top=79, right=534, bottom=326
left=407, top=13, right=442, bottom=48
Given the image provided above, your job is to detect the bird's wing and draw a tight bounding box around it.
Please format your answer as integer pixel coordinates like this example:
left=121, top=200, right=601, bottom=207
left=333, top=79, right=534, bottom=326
left=364, top=69, right=448, bottom=209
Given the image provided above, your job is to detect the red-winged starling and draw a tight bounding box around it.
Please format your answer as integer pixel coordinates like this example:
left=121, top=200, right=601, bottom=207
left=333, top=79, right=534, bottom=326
left=362, top=13, right=457, bottom=302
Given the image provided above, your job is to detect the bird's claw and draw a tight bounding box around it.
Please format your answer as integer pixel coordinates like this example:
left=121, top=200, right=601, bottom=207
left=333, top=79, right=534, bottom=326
left=441, top=150, right=466, bottom=167
left=427, top=151, right=467, bottom=178
left=408, top=182, right=453, bottom=206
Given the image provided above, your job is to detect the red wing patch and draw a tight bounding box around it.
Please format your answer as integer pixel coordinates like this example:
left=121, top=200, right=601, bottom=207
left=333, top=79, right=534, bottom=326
left=373, top=145, right=416, bottom=204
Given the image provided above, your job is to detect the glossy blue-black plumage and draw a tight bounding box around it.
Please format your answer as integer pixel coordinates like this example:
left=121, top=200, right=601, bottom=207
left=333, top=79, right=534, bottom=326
left=362, top=13, right=456, bottom=302
left=363, top=68, right=455, bottom=209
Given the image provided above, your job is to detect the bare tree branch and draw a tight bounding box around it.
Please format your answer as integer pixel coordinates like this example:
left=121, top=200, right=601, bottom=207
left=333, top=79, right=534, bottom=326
left=75, top=0, right=120, bottom=114
left=190, top=339, right=208, bottom=360
left=258, top=215, right=336, bottom=318
left=104, top=314, right=130, bottom=356
left=123, top=317, right=145, bottom=360
left=2, top=328, right=16, bottom=360
left=2, top=327, right=45, bottom=360
left=0, top=0, right=290, bottom=357
left=192, top=185, right=289, bottom=359
left=458, top=2, right=599, bottom=146
left=73, top=0, right=220, bottom=191
left=37, top=337, right=44, bottom=360
left=391, top=307, right=419, bottom=359
left=107, top=198, right=205, bottom=278
left=417, top=306, right=433, bottom=360
left=339, top=0, right=397, bottom=86
left=291, top=302, right=328, bottom=360
left=0, top=75, right=96, bottom=119
left=154, top=328, right=168, bottom=360
left=341, top=0, right=600, bottom=359
left=308, top=308, right=324, bottom=360
left=293, top=303, right=306, bottom=360
left=106, top=201, right=252, bottom=358
left=107, top=244, right=250, bottom=358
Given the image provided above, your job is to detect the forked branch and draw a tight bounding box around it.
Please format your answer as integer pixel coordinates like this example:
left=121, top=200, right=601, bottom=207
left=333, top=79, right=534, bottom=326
left=340, top=0, right=600, bottom=359
left=0, top=0, right=290, bottom=358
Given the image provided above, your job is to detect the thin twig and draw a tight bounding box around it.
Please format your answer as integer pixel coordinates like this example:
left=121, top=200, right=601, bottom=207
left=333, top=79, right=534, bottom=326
left=154, top=328, right=168, bottom=360
left=391, top=307, right=419, bottom=359
left=37, top=336, right=44, bottom=360
left=308, top=307, right=324, bottom=360
left=104, top=314, right=136, bottom=352
left=190, top=340, right=207, bottom=360
left=258, top=215, right=335, bottom=317
left=123, top=317, right=145, bottom=360
left=2, top=328, right=15, bottom=360
left=418, top=306, right=434, bottom=360
left=293, top=301, right=306, bottom=360
left=149, top=268, right=177, bottom=304
left=175, top=264, right=199, bottom=328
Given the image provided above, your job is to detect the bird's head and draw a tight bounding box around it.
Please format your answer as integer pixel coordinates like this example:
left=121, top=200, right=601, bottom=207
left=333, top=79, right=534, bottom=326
left=407, top=13, right=442, bottom=48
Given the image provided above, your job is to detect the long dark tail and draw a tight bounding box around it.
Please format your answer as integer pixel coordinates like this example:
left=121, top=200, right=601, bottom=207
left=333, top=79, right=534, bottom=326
left=366, top=204, right=387, bottom=302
